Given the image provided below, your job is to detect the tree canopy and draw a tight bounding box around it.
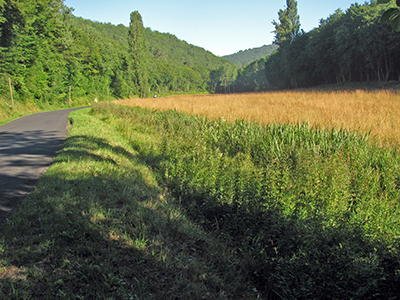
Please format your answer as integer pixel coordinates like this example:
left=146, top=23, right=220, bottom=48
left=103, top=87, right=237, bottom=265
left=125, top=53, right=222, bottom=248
left=378, top=0, right=400, bottom=31
left=272, top=0, right=301, bottom=46
left=231, top=2, right=400, bottom=92
left=0, top=0, right=235, bottom=103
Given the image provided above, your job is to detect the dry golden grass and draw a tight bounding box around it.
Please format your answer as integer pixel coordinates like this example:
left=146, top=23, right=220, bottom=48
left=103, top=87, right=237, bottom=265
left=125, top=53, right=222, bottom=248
left=116, top=90, right=400, bottom=147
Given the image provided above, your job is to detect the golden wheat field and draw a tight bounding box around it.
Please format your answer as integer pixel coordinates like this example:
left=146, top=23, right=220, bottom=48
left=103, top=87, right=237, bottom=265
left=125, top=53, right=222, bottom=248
left=117, top=90, right=400, bottom=147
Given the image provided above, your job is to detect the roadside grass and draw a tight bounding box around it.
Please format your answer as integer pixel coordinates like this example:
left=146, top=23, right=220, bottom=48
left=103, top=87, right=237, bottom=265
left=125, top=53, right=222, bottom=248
left=0, top=109, right=258, bottom=299
left=91, top=103, right=399, bottom=299
left=0, top=99, right=93, bottom=126
left=0, top=101, right=41, bottom=125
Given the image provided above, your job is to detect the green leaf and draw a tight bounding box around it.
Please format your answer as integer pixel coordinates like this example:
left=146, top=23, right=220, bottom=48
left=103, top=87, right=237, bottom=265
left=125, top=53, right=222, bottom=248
left=377, top=0, right=392, bottom=3
left=381, top=8, right=400, bottom=31
left=392, top=13, right=400, bottom=31
left=381, top=8, right=399, bottom=22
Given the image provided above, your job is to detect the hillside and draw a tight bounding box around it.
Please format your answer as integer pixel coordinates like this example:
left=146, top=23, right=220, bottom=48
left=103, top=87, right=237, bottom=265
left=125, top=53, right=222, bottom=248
left=223, top=44, right=278, bottom=66
left=0, top=2, right=236, bottom=102
left=65, top=17, right=236, bottom=97
left=72, top=17, right=230, bottom=72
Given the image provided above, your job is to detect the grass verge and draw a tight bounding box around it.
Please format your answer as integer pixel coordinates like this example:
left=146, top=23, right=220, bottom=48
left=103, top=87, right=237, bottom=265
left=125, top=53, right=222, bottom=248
left=0, top=108, right=257, bottom=299
left=0, top=99, right=93, bottom=126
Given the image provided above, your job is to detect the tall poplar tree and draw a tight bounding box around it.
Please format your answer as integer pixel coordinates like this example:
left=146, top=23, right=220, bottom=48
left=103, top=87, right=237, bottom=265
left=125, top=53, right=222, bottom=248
left=271, top=0, right=301, bottom=87
left=128, top=11, right=149, bottom=98
left=272, top=0, right=301, bottom=46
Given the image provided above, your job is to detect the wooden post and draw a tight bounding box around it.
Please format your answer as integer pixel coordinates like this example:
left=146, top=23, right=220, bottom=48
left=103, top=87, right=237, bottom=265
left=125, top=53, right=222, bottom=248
left=8, top=77, right=14, bottom=108
left=68, top=86, right=72, bottom=106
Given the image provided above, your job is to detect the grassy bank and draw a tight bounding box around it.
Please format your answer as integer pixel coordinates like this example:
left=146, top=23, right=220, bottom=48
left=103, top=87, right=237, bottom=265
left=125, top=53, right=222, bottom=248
left=0, top=101, right=41, bottom=125
left=0, top=99, right=93, bottom=126
left=1, top=104, right=399, bottom=298
left=0, top=108, right=257, bottom=298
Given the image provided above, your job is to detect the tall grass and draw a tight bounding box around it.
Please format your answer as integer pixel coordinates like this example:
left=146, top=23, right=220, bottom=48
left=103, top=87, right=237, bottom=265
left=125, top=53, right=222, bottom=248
left=93, top=103, right=400, bottom=299
left=117, top=90, right=400, bottom=147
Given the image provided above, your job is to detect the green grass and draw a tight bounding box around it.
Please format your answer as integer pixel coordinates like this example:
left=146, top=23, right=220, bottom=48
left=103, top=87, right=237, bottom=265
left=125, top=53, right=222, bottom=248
left=0, top=101, right=38, bottom=125
left=1, top=104, right=399, bottom=299
left=92, top=103, right=400, bottom=299
left=0, top=108, right=258, bottom=299
left=0, top=99, right=92, bottom=126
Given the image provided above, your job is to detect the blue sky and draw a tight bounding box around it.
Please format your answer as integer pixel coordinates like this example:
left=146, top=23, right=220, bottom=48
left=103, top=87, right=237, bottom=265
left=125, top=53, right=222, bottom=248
left=64, top=0, right=360, bottom=56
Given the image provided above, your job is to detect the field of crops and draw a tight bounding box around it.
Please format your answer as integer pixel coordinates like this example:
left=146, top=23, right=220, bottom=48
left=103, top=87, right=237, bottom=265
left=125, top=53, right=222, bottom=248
left=95, top=103, right=399, bottom=298
left=118, top=90, right=400, bottom=147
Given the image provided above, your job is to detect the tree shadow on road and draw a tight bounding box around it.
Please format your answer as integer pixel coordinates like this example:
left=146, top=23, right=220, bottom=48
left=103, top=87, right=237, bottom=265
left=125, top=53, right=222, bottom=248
left=0, top=130, right=65, bottom=222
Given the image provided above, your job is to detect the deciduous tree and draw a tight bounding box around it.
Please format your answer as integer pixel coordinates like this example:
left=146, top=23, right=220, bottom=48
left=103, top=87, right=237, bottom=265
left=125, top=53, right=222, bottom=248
left=128, top=11, right=150, bottom=98
left=272, top=0, right=301, bottom=46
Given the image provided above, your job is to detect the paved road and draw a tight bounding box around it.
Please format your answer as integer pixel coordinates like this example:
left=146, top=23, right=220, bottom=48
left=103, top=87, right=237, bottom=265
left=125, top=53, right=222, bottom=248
left=0, top=107, right=86, bottom=219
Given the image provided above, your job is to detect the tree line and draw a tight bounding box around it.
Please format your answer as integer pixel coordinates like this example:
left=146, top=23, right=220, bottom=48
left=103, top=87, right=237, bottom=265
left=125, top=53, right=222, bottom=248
left=0, top=0, right=234, bottom=103
left=231, top=0, right=400, bottom=92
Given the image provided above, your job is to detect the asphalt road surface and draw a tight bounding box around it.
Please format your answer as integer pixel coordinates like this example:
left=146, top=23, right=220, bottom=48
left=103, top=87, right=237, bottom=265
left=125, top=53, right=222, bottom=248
left=0, top=107, right=86, bottom=220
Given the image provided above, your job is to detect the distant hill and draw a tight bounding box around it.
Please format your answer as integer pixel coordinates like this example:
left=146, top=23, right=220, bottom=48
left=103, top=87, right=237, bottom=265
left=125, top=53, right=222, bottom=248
left=223, top=44, right=278, bottom=67
left=73, top=17, right=231, bottom=71
left=67, top=17, right=236, bottom=96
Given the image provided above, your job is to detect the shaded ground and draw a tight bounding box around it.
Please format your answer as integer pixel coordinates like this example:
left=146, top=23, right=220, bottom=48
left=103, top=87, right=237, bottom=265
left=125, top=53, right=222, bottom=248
left=0, top=108, right=86, bottom=219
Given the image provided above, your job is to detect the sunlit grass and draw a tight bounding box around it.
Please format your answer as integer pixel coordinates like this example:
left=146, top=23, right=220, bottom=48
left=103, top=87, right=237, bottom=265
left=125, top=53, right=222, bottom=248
left=0, top=101, right=41, bottom=125
left=0, top=98, right=93, bottom=125
left=117, top=90, right=400, bottom=146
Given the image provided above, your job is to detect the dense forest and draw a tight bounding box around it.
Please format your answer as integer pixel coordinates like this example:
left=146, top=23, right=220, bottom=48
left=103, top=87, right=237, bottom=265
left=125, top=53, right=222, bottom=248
left=223, top=44, right=278, bottom=67
left=1, top=0, right=399, bottom=102
left=0, top=0, right=235, bottom=103
left=231, top=0, right=400, bottom=92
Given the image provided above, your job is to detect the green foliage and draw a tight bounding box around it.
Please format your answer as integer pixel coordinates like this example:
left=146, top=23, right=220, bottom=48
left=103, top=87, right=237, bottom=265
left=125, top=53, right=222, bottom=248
left=222, top=44, right=278, bottom=67
left=378, top=0, right=400, bottom=31
left=272, top=0, right=301, bottom=46
left=232, top=57, right=271, bottom=91
left=234, top=0, right=302, bottom=91
left=0, top=2, right=235, bottom=103
left=209, top=65, right=237, bottom=93
left=232, top=2, right=400, bottom=91
left=128, top=11, right=150, bottom=98
left=93, top=103, right=400, bottom=299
